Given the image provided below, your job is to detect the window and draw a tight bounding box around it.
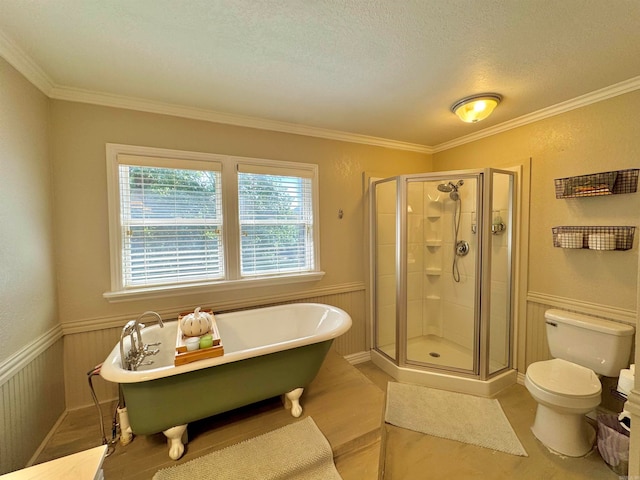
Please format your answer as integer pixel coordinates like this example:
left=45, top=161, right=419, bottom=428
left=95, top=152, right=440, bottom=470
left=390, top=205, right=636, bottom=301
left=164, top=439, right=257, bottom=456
left=105, top=145, right=322, bottom=301
left=238, top=164, right=315, bottom=277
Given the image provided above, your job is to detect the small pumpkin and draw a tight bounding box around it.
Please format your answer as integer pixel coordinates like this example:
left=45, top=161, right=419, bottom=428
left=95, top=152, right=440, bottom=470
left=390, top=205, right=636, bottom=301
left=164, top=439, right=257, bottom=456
left=180, top=307, right=212, bottom=337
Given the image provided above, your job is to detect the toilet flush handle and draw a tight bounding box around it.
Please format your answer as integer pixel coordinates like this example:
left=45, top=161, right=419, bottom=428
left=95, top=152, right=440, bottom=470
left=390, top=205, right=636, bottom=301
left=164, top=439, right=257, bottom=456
left=545, top=321, right=557, bottom=327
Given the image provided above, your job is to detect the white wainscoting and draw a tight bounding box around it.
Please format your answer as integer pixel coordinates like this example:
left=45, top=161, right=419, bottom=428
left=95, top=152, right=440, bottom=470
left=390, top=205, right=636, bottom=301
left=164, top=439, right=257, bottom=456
left=525, top=291, right=636, bottom=370
left=4, top=286, right=632, bottom=474
left=0, top=284, right=365, bottom=473
left=0, top=333, right=65, bottom=475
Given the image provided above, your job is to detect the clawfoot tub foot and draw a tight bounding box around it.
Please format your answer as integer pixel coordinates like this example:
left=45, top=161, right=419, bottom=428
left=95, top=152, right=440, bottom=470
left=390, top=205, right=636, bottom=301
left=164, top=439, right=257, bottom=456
left=284, top=388, right=304, bottom=417
left=163, top=424, right=188, bottom=460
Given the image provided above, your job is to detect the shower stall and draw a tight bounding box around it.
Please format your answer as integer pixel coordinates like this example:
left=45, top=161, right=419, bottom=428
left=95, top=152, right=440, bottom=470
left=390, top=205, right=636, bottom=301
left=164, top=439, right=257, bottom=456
left=370, top=168, right=517, bottom=396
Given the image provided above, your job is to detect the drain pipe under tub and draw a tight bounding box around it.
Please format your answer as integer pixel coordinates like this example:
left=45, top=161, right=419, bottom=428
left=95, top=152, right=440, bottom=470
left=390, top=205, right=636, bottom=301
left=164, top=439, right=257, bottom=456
left=87, top=364, right=118, bottom=456
left=117, top=385, right=133, bottom=446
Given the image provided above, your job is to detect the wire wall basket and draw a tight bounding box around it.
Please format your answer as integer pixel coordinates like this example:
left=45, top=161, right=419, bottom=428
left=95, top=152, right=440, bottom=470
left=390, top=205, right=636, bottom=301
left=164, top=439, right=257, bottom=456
left=552, top=226, right=636, bottom=251
left=554, top=169, right=639, bottom=199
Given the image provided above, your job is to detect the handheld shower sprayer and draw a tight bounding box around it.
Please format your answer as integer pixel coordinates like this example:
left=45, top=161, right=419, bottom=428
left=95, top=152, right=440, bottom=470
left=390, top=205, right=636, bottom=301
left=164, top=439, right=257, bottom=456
left=435, top=179, right=466, bottom=282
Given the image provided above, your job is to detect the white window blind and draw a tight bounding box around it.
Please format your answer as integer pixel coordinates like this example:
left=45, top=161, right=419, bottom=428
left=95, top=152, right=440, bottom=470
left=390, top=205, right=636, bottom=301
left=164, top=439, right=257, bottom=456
left=238, top=165, right=315, bottom=277
left=118, top=160, right=223, bottom=288
left=106, top=144, right=322, bottom=300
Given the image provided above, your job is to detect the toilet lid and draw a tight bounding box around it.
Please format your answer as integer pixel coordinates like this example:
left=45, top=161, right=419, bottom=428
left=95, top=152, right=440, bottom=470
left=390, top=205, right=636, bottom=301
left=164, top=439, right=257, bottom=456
left=527, top=359, right=601, bottom=398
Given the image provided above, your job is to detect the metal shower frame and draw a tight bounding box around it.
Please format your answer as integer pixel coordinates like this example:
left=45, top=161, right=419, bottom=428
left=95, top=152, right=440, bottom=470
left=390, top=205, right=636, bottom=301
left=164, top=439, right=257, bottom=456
left=370, top=168, right=516, bottom=381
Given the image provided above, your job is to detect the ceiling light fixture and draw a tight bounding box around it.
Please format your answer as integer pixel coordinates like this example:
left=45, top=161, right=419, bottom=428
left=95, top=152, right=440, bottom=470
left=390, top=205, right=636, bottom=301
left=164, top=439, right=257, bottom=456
left=451, top=93, right=502, bottom=123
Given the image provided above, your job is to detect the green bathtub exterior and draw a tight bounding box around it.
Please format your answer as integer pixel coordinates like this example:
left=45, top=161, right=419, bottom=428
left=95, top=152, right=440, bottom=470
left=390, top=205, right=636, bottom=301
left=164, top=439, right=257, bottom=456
left=121, top=340, right=333, bottom=435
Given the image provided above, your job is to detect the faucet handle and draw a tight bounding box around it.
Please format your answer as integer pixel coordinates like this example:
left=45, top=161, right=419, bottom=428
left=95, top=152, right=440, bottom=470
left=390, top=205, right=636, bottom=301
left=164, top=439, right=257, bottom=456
left=146, top=341, right=161, bottom=347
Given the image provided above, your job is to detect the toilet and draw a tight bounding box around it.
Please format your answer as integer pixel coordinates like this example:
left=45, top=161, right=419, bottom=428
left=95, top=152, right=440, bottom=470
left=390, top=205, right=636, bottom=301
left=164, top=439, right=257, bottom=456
left=525, top=309, right=634, bottom=457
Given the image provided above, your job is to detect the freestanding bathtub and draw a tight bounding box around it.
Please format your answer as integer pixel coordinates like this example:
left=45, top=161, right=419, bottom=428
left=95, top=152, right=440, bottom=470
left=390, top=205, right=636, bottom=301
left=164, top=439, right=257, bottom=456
left=100, top=303, right=352, bottom=459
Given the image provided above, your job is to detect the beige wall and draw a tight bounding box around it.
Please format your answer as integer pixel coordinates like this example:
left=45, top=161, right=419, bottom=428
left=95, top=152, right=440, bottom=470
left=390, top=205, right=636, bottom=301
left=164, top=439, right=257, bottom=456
left=0, top=57, right=58, bottom=361
left=0, top=58, right=65, bottom=474
left=50, top=99, right=431, bottom=324
left=433, top=91, right=640, bottom=312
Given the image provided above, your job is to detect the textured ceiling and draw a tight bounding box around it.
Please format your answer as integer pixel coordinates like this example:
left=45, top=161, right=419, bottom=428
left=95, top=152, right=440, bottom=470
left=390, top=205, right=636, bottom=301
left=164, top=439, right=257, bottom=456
left=1, top=1, right=639, bottom=148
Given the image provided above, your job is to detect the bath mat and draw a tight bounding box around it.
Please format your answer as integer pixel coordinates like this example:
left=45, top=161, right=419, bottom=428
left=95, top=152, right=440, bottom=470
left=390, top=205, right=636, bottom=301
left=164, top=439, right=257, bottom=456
left=385, top=382, right=527, bottom=457
left=153, top=417, right=342, bottom=480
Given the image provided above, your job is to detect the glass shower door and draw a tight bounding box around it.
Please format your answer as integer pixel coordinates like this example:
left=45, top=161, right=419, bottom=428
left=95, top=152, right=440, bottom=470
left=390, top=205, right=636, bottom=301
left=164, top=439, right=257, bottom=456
left=486, top=170, right=514, bottom=375
left=373, top=179, right=398, bottom=361
left=404, top=176, right=480, bottom=374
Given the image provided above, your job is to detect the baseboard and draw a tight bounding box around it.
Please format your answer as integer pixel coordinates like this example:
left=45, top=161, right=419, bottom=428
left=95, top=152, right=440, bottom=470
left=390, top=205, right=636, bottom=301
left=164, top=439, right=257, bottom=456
left=344, top=351, right=371, bottom=365
left=67, top=396, right=119, bottom=412
left=28, top=395, right=123, bottom=467
left=516, top=372, right=526, bottom=385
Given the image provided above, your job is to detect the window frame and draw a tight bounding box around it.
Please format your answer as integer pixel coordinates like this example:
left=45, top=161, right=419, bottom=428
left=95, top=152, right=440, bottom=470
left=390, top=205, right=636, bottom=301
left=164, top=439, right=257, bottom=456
left=104, top=144, right=323, bottom=302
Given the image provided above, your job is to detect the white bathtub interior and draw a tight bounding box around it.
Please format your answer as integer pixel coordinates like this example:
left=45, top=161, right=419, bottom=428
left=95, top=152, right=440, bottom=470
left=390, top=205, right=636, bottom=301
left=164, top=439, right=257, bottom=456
left=101, top=303, right=352, bottom=383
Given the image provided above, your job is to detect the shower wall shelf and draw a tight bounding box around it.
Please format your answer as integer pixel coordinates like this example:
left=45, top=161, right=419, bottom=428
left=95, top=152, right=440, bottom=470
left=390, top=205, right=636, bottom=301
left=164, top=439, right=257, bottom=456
left=554, top=168, right=639, bottom=199
left=552, top=226, right=636, bottom=251
left=425, top=268, right=442, bottom=276
left=425, top=240, right=442, bottom=247
left=426, top=201, right=442, bottom=218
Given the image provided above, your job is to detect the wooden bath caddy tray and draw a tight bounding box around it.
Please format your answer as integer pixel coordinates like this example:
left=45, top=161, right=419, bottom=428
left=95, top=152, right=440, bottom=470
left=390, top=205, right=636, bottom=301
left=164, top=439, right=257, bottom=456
left=174, top=309, right=224, bottom=366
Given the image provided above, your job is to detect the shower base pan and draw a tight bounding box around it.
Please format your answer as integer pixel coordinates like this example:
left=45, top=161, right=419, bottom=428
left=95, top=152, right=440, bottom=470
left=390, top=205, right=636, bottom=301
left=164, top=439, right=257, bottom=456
left=371, top=349, right=517, bottom=398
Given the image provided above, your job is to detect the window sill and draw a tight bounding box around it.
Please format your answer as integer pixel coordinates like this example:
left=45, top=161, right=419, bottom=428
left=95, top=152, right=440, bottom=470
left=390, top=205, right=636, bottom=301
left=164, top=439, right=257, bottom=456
left=103, top=271, right=326, bottom=303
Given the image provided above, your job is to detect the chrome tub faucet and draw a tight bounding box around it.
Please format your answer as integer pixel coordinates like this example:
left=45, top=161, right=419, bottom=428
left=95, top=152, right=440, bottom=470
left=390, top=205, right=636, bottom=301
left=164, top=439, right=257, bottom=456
left=119, top=311, right=164, bottom=371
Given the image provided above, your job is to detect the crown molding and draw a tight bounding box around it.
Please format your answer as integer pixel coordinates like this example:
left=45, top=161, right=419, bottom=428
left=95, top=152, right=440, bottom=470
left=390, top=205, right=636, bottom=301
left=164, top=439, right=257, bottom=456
left=433, top=75, right=640, bottom=153
left=50, top=75, right=640, bottom=155
left=49, top=85, right=434, bottom=154
left=0, top=29, right=431, bottom=154
left=3, top=28, right=638, bottom=156
left=0, top=30, right=54, bottom=95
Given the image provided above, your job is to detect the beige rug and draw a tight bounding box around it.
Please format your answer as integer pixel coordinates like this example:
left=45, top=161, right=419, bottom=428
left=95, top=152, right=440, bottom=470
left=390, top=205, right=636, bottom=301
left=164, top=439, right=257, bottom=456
left=385, top=382, right=527, bottom=457
left=153, top=417, right=342, bottom=480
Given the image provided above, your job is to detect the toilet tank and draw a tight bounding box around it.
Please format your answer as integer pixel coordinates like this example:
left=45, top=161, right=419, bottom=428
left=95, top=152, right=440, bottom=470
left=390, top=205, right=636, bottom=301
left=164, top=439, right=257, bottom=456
left=545, top=309, right=634, bottom=376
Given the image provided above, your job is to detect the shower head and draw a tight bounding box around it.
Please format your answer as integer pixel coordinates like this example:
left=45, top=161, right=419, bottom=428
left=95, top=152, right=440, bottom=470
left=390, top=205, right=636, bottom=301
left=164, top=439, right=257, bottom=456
left=437, top=180, right=464, bottom=197
left=437, top=182, right=455, bottom=193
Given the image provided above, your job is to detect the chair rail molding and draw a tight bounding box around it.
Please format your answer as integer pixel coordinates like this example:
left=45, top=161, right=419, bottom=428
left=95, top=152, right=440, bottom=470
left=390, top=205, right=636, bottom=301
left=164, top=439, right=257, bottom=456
left=0, top=324, right=63, bottom=386
left=527, top=291, right=636, bottom=325
left=62, top=281, right=366, bottom=335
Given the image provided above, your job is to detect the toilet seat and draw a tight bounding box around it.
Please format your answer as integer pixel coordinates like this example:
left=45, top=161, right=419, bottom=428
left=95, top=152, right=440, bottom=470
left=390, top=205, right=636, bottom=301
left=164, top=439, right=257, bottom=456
left=527, top=358, right=601, bottom=398
left=525, top=358, right=602, bottom=456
